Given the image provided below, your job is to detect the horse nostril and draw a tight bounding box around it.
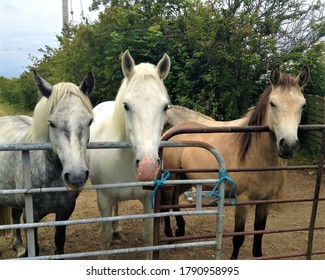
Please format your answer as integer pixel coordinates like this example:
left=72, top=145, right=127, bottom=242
left=64, top=173, right=70, bottom=183
left=279, top=138, right=285, bottom=148
left=157, top=158, right=161, bottom=167
left=135, top=159, right=140, bottom=168
left=280, top=138, right=299, bottom=150
left=85, top=170, right=89, bottom=180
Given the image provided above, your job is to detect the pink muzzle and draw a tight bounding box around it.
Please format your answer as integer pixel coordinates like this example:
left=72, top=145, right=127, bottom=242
left=136, top=157, right=160, bottom=181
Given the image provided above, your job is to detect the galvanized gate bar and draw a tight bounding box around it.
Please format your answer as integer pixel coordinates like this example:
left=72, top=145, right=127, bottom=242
left=23, top=240, right=219, bottom=260
left=0, top=208, right=219, bottom=231
left=22, top=150, right=36, bottom=257
left=195, top=185, right=203, bottom=211
left=0, top=178, right=220, bottom=195
left=0, top=141, right=130, bottom=151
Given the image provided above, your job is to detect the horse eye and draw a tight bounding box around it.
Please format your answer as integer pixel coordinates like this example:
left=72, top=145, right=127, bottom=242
left=49, top=121, right=56, bottom=128
left=270, top=101, right=276, bottom=108
left=123, top=102, right=130, bottom=112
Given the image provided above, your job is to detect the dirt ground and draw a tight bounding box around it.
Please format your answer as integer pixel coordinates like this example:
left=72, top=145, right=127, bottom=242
left=0, top=170, right=324, bottom=260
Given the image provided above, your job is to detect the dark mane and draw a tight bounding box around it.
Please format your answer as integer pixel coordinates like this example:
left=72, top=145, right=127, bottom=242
left=238, top=74, right=297, bottom=162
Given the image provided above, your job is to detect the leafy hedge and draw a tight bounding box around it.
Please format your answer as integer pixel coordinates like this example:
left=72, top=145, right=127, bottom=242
left=1, top=0, right=324, bottom=119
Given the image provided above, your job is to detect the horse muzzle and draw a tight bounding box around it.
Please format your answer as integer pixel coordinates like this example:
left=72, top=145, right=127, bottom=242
left=64, top=169, right=89, bottom=191
left=135, top=156, right=160, bottom=181
left=278, top=138, right=300, bottom=159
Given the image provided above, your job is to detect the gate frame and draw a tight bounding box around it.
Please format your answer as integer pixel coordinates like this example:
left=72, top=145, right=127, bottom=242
left=0, top=141, right=228, bottom=260
left=154, top=124, right=325, bottom=260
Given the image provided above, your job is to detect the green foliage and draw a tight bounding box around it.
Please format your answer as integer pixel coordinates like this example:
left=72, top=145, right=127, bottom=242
left=0, top=100, right=31, bottom=116
left=0, top=77, right=21, bottom=105
left=1, top=0, right=324, bottom=118
left=291, top=142, right=320, bottom=166
left=0, top=72, right=38, bottom=111
left=304, top=42, right=325, bottom=96
left=17, top=72, right=39, bottom=111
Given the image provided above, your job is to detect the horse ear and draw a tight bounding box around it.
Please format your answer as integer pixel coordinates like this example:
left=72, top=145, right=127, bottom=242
left=157, top=54, right=171, bottom=80
left=32, top=69, right=52, bottom=98
left=80, top=72, right=95, bottom=95
left=296, top=66, right=310, bottom=88
left=122, top=50, right=135, bottom=79
left=270, top=65, right=281, bottom=86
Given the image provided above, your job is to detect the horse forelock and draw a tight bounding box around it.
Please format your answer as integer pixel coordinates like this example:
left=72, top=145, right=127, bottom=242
left=275, top=74, right=298, bottom=89
left=29, top=82, right=93, bottom=142
left=127, top=63, right=168, bottom=97
left=144, top=64, right=168, bottom=92
left=50, top=82, right=93, bottom=114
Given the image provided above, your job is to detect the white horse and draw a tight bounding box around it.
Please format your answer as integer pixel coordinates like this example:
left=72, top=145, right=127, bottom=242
left=88, top=50, right=171, bottom=258
left=0, top=71, right=94, bottom=257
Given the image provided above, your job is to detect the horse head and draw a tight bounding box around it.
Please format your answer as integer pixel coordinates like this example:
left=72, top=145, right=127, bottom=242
left=120, top=50, right=171, bottom=181
left=33, top=71, right=94, bottom=191
left=267, top=65, right=309, bottom=159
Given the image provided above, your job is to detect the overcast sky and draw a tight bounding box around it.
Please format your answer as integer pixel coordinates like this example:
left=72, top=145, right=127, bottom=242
left=0, top=0, right=100, bottom=78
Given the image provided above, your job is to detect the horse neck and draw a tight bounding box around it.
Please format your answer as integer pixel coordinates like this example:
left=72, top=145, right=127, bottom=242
left=29, top=129, right=63, bottom=182
left=44, top=149, right=63, bottom=180
left=167, top=106, right=216, bottom=126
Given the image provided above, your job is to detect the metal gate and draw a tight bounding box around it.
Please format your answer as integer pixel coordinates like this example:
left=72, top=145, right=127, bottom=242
left=0, top=141, right=228, bottom=260
left=0, top=125, right=324, bottom=260
left=155, top=124, right=325, bottom=260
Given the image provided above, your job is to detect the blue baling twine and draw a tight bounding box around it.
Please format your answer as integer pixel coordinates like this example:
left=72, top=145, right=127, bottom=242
left=151, top=171, right=170, bottom=209
left=208, top=170, right=238, bottom=206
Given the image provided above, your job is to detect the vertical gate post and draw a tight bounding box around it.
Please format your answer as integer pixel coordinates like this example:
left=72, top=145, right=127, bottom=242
left=22, top=150, right=36, bottom=257
left=306, top=129, right=325, bottom=259
left=214, top=180, right=225, bottom=260
left=153, top=187, right=161, bottom=260
left=195, top=185, right=203, bottom=211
